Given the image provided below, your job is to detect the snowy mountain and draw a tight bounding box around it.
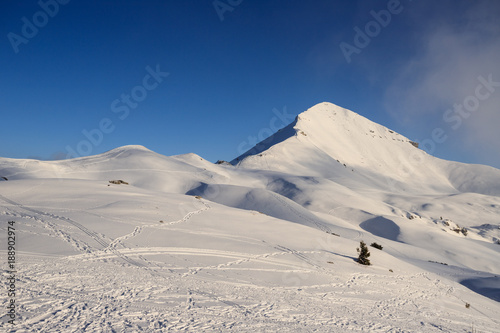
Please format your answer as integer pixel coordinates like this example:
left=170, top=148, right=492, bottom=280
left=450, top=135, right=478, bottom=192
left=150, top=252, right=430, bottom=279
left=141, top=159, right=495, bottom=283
left=232, top=102, right=500, bottom=196
left=1, top=102, right=499, bottom=332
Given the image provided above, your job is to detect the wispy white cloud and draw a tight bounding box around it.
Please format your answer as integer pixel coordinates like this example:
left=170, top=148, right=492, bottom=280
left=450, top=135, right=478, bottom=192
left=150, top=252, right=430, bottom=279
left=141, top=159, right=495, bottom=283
left=384, top=0, right=500, bottom=167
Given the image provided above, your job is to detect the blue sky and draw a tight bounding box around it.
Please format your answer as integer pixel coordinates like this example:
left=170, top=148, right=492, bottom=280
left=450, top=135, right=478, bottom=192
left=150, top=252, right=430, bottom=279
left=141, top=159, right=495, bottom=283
left=2, top=0, right=500, bottom=168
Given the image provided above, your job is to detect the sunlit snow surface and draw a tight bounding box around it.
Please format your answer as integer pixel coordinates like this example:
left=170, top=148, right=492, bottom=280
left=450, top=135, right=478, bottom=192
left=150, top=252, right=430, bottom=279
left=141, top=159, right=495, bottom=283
left=1, top=103, right=499, bottom=332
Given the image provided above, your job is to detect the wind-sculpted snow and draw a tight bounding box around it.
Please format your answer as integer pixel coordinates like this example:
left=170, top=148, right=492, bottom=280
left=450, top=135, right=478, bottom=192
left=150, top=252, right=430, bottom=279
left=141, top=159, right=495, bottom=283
left=186, top=183, right=333, bottom=232
left=1, top=102, right=500, bottom=331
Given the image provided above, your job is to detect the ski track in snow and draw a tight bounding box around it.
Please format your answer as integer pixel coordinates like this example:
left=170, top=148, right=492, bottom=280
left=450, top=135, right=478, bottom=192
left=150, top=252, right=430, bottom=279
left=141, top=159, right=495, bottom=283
left=0, top=193, right=145, bottom=268
left=0, top=185, right=500, bottom=332
left=1, top=191, right=498, bottom=331
left=6, top=254, right=498, bottom=332
left=1, top=208, right=498, bottom=331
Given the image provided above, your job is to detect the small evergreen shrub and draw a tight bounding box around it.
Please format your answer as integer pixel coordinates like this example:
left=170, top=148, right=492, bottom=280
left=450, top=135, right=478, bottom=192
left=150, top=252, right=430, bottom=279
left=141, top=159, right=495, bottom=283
left=357, top=241, right=371, bottom=266
left=370, top=242, right=383, bottom=250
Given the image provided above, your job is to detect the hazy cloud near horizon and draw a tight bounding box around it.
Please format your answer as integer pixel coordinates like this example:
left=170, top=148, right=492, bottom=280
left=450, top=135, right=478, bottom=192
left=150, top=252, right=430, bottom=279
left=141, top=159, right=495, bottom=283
left=383, top=0, right=500, bottom=167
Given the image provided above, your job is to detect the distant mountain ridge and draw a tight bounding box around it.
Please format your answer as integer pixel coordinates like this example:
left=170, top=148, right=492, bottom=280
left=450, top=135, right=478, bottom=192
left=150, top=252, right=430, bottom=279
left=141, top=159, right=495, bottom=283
left=2, top=103, right=500, bottom=197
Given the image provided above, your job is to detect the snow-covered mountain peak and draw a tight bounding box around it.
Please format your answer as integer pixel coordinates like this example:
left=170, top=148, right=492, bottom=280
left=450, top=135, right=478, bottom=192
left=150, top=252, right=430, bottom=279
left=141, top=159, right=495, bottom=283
left=298, top=101, right=362, bottom=122
left=232, top=102, right=500, bottom=196
left=235, top=102, right=416, bottom=163
left=233, top=102, right=427, bottom=182
left=293, top=102, right=413, bottom=153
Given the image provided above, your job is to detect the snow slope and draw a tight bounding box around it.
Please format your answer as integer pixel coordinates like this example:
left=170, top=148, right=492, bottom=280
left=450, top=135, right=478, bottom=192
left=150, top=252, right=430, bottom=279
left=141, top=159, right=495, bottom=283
left=1, top=102, right=500, bottom=332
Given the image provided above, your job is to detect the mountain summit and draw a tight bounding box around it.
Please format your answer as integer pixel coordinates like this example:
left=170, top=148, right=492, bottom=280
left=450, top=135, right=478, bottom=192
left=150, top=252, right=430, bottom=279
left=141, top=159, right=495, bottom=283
left=232, top=102, right=500, bottom=196
left=232, top=102, right=419, bottom=173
